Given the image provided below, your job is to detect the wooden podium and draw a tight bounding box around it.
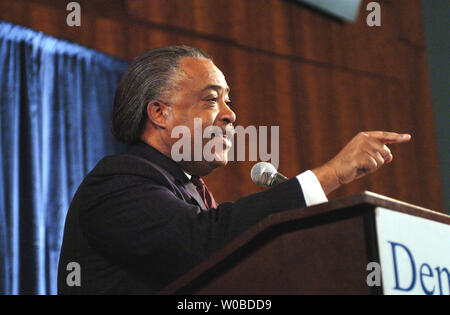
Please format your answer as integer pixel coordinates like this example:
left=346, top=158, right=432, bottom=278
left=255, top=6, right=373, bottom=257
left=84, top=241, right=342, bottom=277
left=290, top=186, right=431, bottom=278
left=158, top=192, right=450, bottom=295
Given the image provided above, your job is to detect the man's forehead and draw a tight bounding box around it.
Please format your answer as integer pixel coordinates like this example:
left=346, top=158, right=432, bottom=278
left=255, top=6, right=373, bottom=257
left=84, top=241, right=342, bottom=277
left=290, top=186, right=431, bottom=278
left=201, top=84, right=230, bottom=93
left=179, top=57, right=228, bottom=91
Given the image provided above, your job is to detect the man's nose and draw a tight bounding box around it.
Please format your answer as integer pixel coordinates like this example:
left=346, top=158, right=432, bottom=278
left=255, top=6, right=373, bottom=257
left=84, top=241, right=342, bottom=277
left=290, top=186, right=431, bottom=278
left=219, top=101, right=236, bottom=125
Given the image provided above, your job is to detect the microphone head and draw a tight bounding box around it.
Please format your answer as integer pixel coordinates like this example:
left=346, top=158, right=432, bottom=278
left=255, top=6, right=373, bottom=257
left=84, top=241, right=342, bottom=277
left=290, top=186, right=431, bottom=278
left=251, top=162, right=277, bottom=186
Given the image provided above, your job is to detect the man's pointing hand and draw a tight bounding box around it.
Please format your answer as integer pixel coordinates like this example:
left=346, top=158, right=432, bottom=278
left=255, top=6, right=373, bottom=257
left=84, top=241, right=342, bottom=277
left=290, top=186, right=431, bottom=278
left=312, top=131, right=411, bottom=195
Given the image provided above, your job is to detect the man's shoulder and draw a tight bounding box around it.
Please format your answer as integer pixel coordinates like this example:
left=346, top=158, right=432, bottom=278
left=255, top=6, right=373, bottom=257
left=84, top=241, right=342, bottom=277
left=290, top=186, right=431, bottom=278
left=70, top=152, right=178, bottom=210
left=70, top=143, right=191, bottom=211
left=86, top=152, right=175, bottom=186
left=93, top=152, right=158, bottom=174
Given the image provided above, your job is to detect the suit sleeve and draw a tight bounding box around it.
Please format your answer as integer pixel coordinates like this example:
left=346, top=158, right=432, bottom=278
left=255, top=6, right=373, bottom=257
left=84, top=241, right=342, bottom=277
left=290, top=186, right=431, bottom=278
left=79, top=176, right=306, bottom=284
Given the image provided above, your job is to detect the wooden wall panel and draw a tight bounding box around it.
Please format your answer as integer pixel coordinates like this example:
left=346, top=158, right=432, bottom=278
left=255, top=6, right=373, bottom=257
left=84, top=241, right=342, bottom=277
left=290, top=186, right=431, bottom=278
left=126, top=0, right=297, bottom=56
left=398, top=43, right=442, bottom=208
left=393, top=0, right=425, bottom=46
left=0, top=0, right=128, bottom=58
left=0, top=0, right=443, bottom=211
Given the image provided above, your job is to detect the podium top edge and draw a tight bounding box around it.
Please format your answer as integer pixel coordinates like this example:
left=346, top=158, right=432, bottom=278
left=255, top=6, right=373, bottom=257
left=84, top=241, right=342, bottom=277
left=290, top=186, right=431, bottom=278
left=346, top=191, right=447, bottom=218
left=298, top=191, right=449, bottom=225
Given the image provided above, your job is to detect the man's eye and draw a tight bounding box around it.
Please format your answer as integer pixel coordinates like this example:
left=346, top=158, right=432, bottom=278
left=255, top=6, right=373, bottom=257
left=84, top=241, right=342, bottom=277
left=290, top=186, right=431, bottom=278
left=207, top=98, right=218, bottom=102
left=226, top=101, right=233, bottom=107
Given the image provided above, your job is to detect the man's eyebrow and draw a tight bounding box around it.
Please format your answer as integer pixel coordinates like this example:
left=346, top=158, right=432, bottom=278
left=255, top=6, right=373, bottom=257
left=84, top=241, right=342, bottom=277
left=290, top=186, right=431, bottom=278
left=201, top=84, right=230, bottom=93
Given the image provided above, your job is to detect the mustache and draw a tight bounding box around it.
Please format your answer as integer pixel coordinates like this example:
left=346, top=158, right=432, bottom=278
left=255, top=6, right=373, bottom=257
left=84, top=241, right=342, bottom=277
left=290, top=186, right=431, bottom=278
left=210, top=125, right=235, bottom=139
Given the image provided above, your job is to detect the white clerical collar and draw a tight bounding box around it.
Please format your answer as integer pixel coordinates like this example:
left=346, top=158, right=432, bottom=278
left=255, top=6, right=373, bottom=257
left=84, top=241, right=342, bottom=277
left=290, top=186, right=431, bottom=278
left=184, top=172, right=192, bottom=180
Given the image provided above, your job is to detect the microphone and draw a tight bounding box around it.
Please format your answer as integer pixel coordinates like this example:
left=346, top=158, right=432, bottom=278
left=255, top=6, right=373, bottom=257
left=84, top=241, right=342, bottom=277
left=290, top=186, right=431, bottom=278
left=251, top=162, right=288, bottom=187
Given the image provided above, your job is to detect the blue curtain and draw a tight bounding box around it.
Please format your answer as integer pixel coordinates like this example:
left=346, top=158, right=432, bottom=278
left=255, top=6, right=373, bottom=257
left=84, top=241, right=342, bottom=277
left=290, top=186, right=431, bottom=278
left=0, top=21, right=129, bottom=295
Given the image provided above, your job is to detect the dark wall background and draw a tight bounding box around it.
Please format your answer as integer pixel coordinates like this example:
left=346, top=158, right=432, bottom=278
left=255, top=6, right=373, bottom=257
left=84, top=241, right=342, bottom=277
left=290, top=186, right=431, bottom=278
left=421, top=0, right=449, bottom=213
left=0, top=0, right=444, bottom=212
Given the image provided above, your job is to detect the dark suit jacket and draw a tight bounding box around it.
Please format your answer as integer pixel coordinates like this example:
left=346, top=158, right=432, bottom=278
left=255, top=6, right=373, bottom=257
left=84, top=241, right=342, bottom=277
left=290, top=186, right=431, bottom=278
left=57, top=142, right=306, bottom=294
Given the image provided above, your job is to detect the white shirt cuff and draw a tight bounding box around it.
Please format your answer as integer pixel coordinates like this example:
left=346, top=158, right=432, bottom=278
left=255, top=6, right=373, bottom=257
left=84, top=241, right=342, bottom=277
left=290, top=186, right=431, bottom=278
left=296, top=170, right=328, bottom=206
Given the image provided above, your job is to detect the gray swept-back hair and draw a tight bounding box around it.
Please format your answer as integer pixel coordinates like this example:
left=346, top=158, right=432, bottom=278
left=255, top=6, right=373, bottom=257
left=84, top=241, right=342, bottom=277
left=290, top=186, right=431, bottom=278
left=111, top=45, right=211, bottom=144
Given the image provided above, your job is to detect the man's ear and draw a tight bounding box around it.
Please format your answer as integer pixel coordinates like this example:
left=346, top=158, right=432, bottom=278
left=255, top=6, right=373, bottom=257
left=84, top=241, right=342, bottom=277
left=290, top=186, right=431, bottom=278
left=146, top=100, right=171, bottom=129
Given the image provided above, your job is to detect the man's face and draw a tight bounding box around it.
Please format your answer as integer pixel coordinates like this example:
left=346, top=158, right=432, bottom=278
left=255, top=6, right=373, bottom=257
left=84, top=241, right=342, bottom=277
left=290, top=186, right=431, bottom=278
left=164, top=57, right=236, bottom=176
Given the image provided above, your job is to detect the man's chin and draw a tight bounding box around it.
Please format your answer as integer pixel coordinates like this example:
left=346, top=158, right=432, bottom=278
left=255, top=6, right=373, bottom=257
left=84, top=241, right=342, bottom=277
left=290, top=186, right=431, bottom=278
left=178, top=158, right=228, bottom=177
left=209, top=158, right=228, bottom=168
left=197, top=157, right=228, bottom=176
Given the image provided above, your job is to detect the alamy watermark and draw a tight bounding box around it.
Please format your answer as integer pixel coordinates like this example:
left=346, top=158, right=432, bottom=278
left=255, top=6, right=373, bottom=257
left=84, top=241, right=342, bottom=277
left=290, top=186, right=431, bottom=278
left=66, top=262, right=81, bottom=287
left=366, top=2, right=381, bottom=27
left=170, top=118, right=280, bottom=169
left=66, top=2, right=81, bottom=27
left=65, top=1, right=381, bottom=28
left=367, top=262, right=382, bottom=287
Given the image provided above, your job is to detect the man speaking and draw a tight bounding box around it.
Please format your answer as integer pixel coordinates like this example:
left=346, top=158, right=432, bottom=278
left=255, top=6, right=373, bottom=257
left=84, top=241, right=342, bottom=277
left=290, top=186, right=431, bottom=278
left=57, top=46, right=411, bottom=294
